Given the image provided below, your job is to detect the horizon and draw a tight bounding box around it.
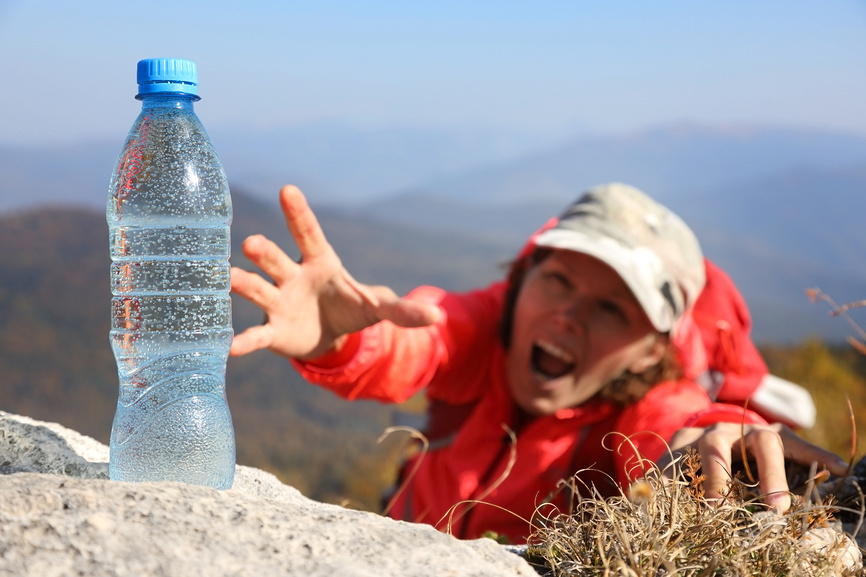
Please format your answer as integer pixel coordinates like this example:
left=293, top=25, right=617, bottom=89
left=1, top=1, right=865, bottom=148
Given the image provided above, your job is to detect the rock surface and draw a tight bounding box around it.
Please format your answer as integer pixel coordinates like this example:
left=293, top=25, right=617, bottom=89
left=0, top=411, right=537, bottom=577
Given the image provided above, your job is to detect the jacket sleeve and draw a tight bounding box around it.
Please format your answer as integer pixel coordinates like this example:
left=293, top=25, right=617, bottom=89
left=292, top=282, right=506, bottom=404
left=611, top=380, right=768, bottom=486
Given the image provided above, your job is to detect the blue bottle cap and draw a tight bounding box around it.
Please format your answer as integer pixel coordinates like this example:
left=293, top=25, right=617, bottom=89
left=136, top=58, right=200, bottom=100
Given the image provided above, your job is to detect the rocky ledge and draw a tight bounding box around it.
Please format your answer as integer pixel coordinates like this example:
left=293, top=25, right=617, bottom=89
left=0, top=411, right=537, bottom=577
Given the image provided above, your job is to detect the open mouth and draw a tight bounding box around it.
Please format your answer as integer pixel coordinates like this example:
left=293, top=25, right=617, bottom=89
left=531, top=340, right=576, bottom=380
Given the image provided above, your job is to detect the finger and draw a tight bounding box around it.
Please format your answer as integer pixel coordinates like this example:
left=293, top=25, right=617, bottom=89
left=777, top=429, right=850, bottom=477
left=230, top=267, right=280, bottom=310
left=746, top=428, right=791, bottom=512
left=658, top=428, right=703, bottom=477
left=230, top=324, right=276, bottom=357
left=347, top=278, right=443, bottom=328
left=240, top=234, right=297, bottom=285
left=697, top=432, right=734, bottom=501
left=376, top=294, right=443, bottom=328
left=280, top=185, right=332, bottom=262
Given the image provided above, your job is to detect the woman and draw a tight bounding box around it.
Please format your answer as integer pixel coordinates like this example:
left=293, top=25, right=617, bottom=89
left=230, top=182, right=847, bottom=541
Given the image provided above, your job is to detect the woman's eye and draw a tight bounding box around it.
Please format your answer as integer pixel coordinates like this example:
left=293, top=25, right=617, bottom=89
left=546, top=271, right=571, bottom=288
left=600, top=300, right=626, bottom=319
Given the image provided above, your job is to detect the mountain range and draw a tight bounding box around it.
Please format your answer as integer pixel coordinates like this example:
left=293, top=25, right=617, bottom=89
left=2, top=121, right=866, bottom=342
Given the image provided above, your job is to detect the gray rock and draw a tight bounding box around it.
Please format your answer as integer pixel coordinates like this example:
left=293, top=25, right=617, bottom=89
left=0, top=413, right=108, bottom=479
left=0, top=412, right=537, bottom=577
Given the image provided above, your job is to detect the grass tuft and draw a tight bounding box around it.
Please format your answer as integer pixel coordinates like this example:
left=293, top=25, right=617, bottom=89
left=525, top=448, right=862, bottom=576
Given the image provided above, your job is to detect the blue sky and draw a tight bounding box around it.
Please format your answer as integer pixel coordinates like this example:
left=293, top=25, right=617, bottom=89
left=1, top=1, right=865, bottom=146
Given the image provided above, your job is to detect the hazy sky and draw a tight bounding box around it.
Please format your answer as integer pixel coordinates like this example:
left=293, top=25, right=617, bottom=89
left=1, top=1, right=865, bottom=146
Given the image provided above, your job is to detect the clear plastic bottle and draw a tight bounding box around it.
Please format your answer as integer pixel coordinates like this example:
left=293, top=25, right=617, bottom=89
left=107, top=58, right=235, bottom=489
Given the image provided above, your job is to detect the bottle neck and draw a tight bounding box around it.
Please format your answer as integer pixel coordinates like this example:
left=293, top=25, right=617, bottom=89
left=137, top=93, right=198, bottom=112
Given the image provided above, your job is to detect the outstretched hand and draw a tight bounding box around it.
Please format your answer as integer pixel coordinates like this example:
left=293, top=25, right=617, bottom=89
left=660, top=422, right=849, bottom=513
left=230, top=185, right=442, bottom=360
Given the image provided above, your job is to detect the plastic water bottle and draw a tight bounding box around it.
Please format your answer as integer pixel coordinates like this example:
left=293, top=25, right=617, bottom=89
left=107, top=58, right=235, bottom=489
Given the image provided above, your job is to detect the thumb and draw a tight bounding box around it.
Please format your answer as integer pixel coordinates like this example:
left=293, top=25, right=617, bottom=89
left=366, top=285, right=443, bottom=328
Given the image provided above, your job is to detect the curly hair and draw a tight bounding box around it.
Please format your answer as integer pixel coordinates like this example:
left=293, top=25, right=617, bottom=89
left=498, top=247, right=683, bottom=406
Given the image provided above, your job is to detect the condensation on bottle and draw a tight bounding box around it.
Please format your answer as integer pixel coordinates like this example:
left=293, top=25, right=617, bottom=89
left=107, top=58, right=235, bottom=489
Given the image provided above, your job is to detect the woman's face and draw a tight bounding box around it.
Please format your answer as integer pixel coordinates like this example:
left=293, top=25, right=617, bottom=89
left=505, top=249, right=665, bottom=416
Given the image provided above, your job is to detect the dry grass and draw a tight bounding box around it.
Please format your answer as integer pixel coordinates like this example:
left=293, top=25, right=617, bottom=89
left=524, top=448, right=862, bottom=576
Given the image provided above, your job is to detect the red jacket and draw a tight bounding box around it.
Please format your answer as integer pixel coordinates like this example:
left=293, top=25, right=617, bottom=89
left=294, top=280, right=766, bottom=542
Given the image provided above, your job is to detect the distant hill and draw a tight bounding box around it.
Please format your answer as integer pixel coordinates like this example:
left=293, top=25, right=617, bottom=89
left=0, top=142, right=119, bottom=214
left=3, top=121, right=866, bottom=347
left=0, top=206, right=116, bottom=433
left=209, top=122, right=552, bottom=206
left=668, top=162, right=866, bottom=275
left=0, top=121, right=551, bottom=213
left=4, top=122, right=866, bottom=212
left=415, top=124, right=866, bottom=204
